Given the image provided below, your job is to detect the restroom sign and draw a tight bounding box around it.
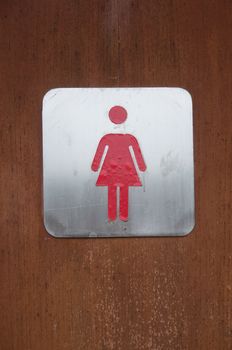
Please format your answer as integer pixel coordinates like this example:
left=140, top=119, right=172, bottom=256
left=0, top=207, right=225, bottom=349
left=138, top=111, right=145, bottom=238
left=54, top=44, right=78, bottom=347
left=42, top=88, right=194, bottom=237
left=92, top=105, right=146, bottom=222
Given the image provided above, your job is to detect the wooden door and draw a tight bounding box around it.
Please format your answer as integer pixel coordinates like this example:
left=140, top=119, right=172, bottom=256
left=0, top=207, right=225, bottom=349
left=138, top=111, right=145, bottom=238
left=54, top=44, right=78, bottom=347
left=1, top=1, right=231, bottom=349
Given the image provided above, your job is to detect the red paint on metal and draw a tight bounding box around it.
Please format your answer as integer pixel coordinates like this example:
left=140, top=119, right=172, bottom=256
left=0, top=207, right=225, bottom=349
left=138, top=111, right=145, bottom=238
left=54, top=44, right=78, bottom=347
left=109, top=105, right=127, bottom=124
left=91, top=107, right=146, bottom=222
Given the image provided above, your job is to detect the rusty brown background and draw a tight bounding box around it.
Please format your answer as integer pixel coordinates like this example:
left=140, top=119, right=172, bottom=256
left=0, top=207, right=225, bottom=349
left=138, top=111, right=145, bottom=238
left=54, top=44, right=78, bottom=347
left=0, top=1, right=231, bottom=349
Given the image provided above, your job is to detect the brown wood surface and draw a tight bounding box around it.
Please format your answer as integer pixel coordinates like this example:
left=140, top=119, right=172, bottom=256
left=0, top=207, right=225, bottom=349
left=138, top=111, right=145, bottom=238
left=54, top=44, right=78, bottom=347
left=0, top=1, right=231, bottom=349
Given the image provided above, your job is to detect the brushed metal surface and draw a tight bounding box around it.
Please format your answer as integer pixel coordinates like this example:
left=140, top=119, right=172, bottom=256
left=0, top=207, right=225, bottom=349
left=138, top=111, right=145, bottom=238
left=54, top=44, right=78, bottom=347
left=42, top=88, right=194, bottom=237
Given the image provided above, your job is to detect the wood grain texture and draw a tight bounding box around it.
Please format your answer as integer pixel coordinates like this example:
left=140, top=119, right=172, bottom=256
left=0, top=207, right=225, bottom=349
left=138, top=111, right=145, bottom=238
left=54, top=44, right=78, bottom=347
left=0, top=1, right=231, bottom=349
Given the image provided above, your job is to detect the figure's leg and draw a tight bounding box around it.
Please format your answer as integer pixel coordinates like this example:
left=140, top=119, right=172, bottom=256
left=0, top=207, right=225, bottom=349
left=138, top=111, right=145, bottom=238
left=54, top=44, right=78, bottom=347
left=108, top=186, right=117, bottom=221
left=120, top=186, right=129, bottom=221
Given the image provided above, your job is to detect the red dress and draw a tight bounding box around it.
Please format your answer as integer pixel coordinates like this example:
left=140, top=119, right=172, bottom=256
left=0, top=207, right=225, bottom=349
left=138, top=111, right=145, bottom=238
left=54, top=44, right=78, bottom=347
left=91, top=134, right=145, bottom=187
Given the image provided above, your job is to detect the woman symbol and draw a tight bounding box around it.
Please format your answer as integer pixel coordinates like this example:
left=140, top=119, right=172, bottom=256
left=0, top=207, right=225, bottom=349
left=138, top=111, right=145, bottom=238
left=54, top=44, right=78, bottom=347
left=91, top=106, right=146, bottom=222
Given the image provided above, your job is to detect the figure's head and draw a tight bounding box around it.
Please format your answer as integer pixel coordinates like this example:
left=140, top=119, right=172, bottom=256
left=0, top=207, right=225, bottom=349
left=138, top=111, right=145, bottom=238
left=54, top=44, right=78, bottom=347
left=109, top=105, right=127, bottom=124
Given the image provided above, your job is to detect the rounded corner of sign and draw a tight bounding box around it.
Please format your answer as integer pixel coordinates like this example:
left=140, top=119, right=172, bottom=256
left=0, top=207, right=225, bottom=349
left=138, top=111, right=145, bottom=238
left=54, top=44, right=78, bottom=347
left=181, top=220, right=195, bottom=237
left=43, top=216, right=60, bottom=238
left=42, top=88, right=62, bottom=105
left=177, top=87, right=192, bottom=101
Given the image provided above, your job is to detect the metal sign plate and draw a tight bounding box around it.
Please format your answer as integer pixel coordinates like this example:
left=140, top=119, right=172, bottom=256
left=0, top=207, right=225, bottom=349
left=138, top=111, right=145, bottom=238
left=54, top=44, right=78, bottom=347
left=42, top=88, right=194, bottom=237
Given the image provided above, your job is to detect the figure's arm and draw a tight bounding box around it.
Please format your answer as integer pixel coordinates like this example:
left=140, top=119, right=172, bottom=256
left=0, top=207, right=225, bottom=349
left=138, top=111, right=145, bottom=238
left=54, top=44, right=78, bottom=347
left=91, top=136, right=107, bottom=171
left=129, top=135, right=146, bottom=171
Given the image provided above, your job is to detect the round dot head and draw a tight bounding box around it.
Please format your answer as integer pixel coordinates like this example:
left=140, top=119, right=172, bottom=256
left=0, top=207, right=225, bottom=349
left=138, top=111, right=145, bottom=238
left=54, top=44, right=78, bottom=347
left=109, top=106, right=127, bottom=124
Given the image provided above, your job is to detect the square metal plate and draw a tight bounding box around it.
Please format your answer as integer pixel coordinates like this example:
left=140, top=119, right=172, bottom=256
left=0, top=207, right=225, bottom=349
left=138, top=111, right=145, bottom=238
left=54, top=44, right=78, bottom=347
left=42, top=88, right=194, bottom=237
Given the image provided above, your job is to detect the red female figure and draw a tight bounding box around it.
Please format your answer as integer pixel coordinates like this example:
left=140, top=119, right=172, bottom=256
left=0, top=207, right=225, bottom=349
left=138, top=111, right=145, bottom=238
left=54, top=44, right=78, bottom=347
left=91, top=106, right=146, bottom=221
